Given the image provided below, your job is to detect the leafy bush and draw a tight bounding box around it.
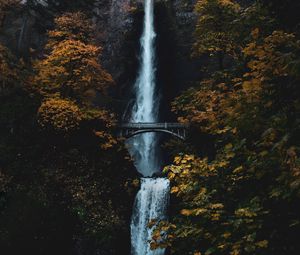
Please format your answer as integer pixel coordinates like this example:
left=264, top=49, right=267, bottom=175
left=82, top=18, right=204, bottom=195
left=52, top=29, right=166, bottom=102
left=38, top=98, right=82, bottom=132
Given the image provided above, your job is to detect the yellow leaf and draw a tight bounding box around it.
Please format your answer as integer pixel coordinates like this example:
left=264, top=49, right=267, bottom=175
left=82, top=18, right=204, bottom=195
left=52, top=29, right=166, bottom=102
left=233, top=166, right=243, bottom=174
left=256, top=240, right=268, bottom=248
left=168, top=172, right=176, bottom=180
left=242, top=81, right=252, bottom=91
left=181, top=209, right=192, bottom=216
left=223, top=232, right=231, bottom=239
left=174, top=156, right=181, bottom=164
left=171, top=186, right=179, bottom=193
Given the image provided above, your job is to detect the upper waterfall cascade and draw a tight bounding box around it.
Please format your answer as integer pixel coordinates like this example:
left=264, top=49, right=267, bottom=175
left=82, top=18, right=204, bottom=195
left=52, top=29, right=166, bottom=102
left=127, top=0, right=159, bottom=177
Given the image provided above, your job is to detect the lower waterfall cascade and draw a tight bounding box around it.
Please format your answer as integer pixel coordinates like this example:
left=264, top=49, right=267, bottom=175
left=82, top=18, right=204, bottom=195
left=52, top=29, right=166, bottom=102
left=131, top=178, right=170, bottom=255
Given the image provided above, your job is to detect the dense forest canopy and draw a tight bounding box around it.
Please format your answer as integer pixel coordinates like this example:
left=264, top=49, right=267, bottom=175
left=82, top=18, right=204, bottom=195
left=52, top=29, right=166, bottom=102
left=1, top=0, right=300, bottom=255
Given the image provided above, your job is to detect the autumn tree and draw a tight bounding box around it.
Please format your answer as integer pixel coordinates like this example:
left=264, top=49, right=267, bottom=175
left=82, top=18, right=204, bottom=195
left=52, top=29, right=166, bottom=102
left=32, top=12, right=113, bottom=103
left=33, top=39, right=113, bottom=103
left=31, top=12, right=114, bottom=135
left=154, top=1, right=300, bottom=255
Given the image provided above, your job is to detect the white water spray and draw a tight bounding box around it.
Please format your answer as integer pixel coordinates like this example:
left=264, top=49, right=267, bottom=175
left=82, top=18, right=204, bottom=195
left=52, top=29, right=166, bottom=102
left=128, top=0, right=170, bottom=255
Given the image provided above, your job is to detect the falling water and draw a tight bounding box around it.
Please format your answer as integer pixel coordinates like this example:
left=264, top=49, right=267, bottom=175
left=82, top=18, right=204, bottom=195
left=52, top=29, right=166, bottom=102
left=128, top=0, right=170, bottom=255
left=131, top=178, right=170, bottom=255
left=128, top=0, right=159, bottom=177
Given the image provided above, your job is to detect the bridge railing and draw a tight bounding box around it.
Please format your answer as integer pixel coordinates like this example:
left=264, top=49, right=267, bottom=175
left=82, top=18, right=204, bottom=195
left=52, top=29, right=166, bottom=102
left=119, top=122, right=188, bottom=129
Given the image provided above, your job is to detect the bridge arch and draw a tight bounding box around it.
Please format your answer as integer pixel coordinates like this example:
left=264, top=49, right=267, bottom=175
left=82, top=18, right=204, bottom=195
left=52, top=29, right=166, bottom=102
left=119, top=122, right=188, bottom=141
left=124, top=129, right=186, bottom=140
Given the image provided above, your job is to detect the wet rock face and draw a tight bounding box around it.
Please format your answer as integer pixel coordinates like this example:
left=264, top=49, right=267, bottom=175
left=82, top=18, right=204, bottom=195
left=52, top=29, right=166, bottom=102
left=154, top=0, right=200, bottom=120
left=0, top=5, right=50, bottom=57
left=94, top=0, right=137, bottom=90
left=168, top=0, right=200, bottom=87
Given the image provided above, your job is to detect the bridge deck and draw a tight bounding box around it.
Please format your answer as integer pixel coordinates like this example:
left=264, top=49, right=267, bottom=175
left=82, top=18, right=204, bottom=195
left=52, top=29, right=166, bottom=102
left=120, top=122, right=188, bottom=129
left=119, top=122, right=188, bottom=140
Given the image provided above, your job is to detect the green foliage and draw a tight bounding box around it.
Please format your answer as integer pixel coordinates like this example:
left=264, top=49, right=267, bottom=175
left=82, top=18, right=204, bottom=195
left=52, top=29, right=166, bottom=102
left=194, top=0, right=241, bottom=59
left=193, top=0, right=274, bottom=69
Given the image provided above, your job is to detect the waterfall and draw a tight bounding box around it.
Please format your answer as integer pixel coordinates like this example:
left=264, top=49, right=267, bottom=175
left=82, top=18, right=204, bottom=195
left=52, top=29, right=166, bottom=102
left=127, top=0, right=170, bottom=255
left=131, top=178, right=170, bottom=255
left=128, top=0, right=160, bottom=177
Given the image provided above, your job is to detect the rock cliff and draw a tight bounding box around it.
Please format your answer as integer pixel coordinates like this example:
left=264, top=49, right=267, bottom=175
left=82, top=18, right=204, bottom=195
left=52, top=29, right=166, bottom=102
left=0, top=0, right=199, bottom=96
